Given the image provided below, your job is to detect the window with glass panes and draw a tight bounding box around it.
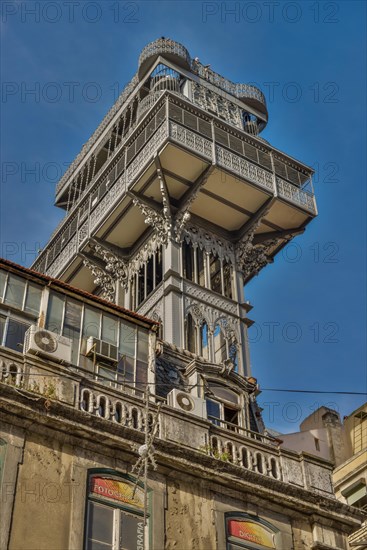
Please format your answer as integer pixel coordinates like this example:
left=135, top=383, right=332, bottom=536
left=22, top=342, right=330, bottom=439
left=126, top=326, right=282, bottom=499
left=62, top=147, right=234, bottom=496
left=182, top=243, right=233, bottom=299
left=45, top=291, right=150, bottom=389
left=85, top=471, right=148, bottom=550
left=206, top=384, right=240, bottom=430
left=0, top=270, right=42, bottom=316
left=130, top=247, right=163, bottom=309
left=0, top=270, right=42, bottom=353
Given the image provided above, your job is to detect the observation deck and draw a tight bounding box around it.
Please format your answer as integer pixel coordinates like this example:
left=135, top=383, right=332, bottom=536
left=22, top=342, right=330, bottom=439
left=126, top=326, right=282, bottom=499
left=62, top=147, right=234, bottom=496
left=33, top=90, right=315, bottom=291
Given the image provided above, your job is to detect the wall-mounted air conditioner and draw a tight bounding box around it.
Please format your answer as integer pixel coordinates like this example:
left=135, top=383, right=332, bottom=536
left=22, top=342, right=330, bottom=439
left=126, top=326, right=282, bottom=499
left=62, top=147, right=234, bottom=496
left=86, top=337, right=119, bottom=363
left=24, top=326, right=72, bottom=363
left=167, top=389, right=207, bottom=419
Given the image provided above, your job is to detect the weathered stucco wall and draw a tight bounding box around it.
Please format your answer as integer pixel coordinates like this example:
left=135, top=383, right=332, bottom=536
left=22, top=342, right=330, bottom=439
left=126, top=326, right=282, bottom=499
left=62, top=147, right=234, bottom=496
left=8, top=433, right=74, bottom=550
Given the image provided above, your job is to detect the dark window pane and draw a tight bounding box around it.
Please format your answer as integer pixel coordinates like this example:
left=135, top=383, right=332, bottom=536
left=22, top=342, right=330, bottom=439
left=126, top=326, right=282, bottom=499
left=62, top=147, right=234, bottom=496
left=197, top=248, right=205, bottom=286
left=124, top=356, right=135, bottom=383
left=4, top=274, right=26, bottom=310
left=83, top=306, right=100, bottom=338
left=137, top=268, right=144, bottom=306
left=155, top=246, right=163, bottom=284
left=136, top=361, right=147, bottom=390
left=46, top=292, right=64, bottom=334
left=63, top=299, right=82, bottom=339
left=223, top=261, right=233, bottom=299
left=120, top=510, right=145, bottom=550
left=210, top=255, right=222, bottom=294
left=120, top=322, right=136, bottom=358
left=24, top=283, right=42, bottom=316
left=229, top=340, right=238, bottom=372
left=102, top=313, right=118, bottom=345
left=0, top=315, right=6, bottom=345
left=224, top=406, right=238, bottom=426
left=146, top=256, right=154, bottom=296
left=137, top=329, right=148, bottom=362
left=87, top=501, right=113, bottom=547
left=183, top=242, right=194, bottom=281
left=206, top=399, right=221, bottom=425
left=5, top=319, right=30, bottom=352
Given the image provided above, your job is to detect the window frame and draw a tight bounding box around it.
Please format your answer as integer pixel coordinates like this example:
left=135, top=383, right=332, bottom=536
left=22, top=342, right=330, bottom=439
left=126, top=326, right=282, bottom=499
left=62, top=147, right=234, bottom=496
left=45, top=291, right=150, bottom=391
left=130, top=246, right=163, bottom=309
left=84, top=469, right=150, bottom=550
left=0, top=309, right=33, bottom=354
left=206, top=384, right=241, bottom=431
left=0, top=270, right=42, bottom=317
left=181, top=242, right=234, bottom=300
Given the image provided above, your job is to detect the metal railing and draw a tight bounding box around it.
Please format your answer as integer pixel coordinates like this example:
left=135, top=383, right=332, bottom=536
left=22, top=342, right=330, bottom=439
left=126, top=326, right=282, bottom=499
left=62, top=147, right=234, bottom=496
left=34, top=93, right=316, bottom=277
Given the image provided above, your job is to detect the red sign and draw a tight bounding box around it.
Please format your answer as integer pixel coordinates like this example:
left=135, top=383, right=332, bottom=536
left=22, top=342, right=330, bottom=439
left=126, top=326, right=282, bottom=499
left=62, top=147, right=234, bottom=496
left=228, top=520, right=275, bottom=548
left=90, top=476, right=144, bottom=509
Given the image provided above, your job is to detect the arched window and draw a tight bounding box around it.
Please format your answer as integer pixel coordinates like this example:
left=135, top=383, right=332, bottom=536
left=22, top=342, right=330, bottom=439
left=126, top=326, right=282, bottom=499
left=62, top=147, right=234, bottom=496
left=222, top=260, right=233, bottom=299
left=85, top=471, right=149, bottom=550
left=213, top=324, right=226, bottom=364
left=200, top=321, right=209, bottom=360
left=186, top=313, right=196, bottom=354
left=209, top=254, right=221, bottom=294
left=228, top=338, right=238, bottom=372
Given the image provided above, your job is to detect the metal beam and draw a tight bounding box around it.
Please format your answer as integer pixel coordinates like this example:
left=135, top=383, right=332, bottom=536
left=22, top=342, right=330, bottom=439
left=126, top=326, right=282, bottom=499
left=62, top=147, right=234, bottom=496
left=154, top=155, right=172, bottom=218
left=176, top=164, right=214, bottom=216
left=253, top=228, right=305, bottom=245
left=234, top=196, right=275, bottom=241
left=89, top=237, right=130, bottom=259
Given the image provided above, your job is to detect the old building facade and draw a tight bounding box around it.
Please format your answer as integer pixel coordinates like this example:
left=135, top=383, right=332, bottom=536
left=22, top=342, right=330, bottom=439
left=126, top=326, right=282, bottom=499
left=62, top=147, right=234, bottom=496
left=0, top=38, right=365, bottom=549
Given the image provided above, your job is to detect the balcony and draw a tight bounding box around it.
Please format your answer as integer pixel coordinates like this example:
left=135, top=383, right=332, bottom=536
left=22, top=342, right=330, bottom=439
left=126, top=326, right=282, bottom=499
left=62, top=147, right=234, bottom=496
left=33, top=92, right=316, bottom=282
left=0, top=347, right=334, bottom=497
left=138, top=38, right=191, bottom=79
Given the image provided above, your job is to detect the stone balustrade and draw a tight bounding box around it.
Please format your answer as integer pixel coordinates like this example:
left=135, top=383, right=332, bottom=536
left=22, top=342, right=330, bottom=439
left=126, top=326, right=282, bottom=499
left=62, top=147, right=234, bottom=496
left=0, top=348, right=333, bottom=496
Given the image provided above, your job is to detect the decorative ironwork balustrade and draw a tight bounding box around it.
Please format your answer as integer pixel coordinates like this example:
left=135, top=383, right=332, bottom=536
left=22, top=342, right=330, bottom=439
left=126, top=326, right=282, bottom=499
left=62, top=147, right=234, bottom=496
left=36, top=122, right=169, bottom=278
left=277, top=177, right=316, bottom=214
left=56, top=74, right=139, bottom=196
left=34, top=94, right=316, bottom=277
left=138, top=38, right=191, bottom=76
left=193, top=61, right=267, bottom=113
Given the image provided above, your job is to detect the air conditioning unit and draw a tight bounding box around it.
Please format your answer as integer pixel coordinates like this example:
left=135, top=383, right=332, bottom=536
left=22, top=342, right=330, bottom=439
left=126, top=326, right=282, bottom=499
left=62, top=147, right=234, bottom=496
left=86, top=337, right=119, bottom=363
left=24, top=326, right=72, bottom=363
left=167, top=389, right=207, bottom=419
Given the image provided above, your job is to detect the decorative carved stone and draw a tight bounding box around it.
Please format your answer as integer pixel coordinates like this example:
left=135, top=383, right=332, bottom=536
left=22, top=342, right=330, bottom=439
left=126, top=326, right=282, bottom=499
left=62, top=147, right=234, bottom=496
left=137, top=287, right=164, bottom=317
left=133, top=198, right=171, bottom=245
left=82, top=258, right=115, bottom=302
left=130, top=235, right=162, bottom=278
left=90, top=242, right=129, bottom=289
left=236, top=219, right=278, bottom=280
left=183, top=281, right=237, bottom=315
left=183, top=225, right=234, bottom=262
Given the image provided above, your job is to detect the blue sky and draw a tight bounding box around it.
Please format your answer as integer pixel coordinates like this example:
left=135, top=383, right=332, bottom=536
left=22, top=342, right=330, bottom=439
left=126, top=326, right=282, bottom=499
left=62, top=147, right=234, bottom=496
left=1, top=0, right=366, bottom=432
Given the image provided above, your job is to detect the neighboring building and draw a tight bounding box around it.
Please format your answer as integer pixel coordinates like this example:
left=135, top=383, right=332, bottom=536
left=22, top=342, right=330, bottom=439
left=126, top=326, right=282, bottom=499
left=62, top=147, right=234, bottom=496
left=280, top=407, right=347, bottom=467
left=278, top=404, right=367, bottom=548
left=333, top=404, right=367, bottom=549
left=1, top=38, right=364, bottom=549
